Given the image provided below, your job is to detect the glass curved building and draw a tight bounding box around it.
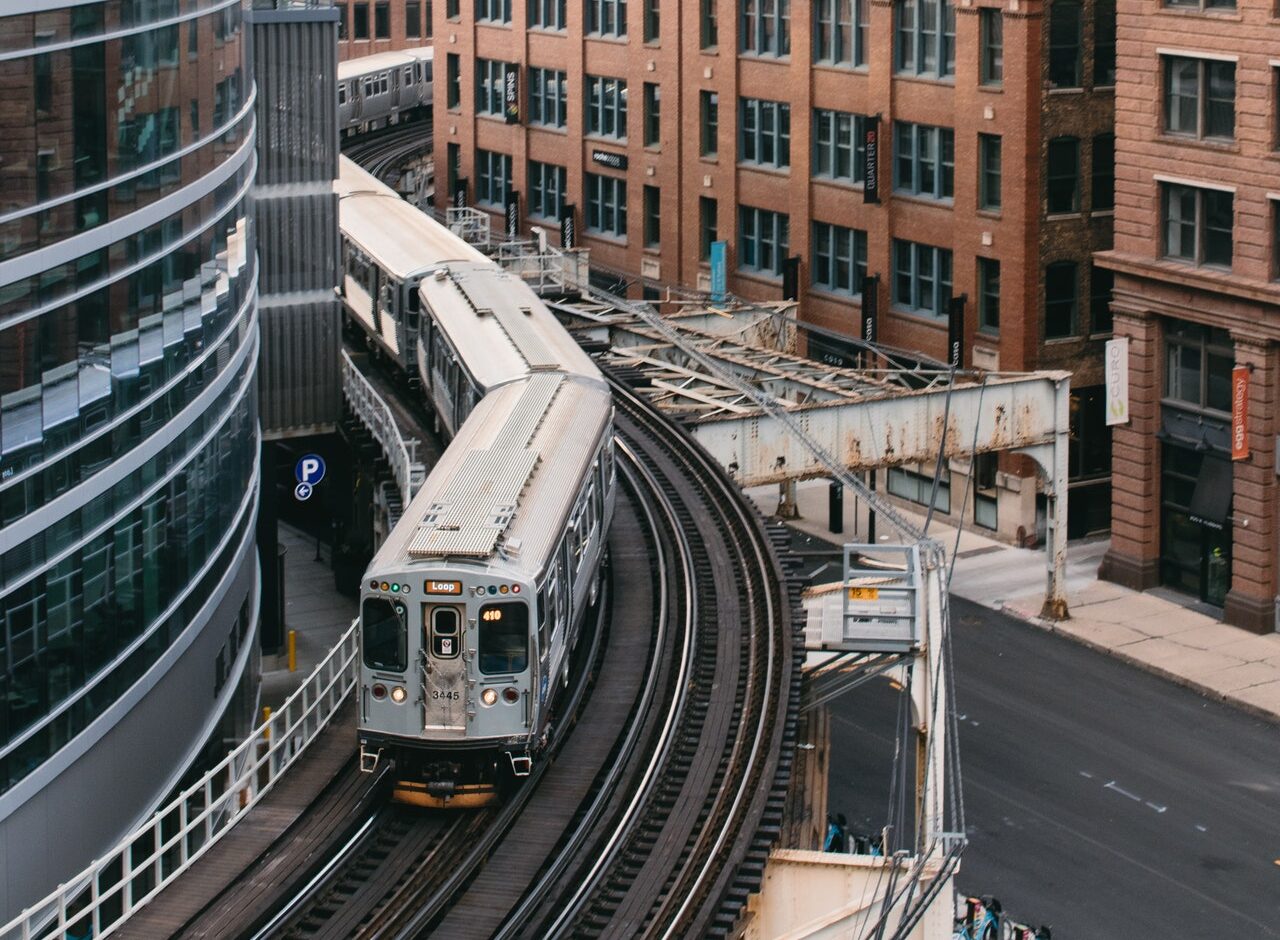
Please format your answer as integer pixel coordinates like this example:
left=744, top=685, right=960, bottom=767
left=0, top=1, right=259, bottom=919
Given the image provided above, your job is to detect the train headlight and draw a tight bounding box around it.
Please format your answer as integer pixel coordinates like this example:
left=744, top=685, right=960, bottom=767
left=372, top=683, right=387, bottom=700
left=502, top=687, right=520, bottom=704
left=390, top=686, right=407, bottom=703
left=481, top=688, right=498, bottom=707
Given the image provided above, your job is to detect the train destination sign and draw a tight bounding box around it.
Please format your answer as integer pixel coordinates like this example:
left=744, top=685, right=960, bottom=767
left=425, top=580, right=463, bottom=595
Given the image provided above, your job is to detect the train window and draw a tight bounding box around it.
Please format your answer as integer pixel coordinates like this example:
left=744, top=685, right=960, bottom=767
left=478, top=603, right=529, bottom=674
left=362, top=597, right=407, bottom=671
left=428, top=606, right=461, bottom=658
left=338, top=84, right=347, bottom=105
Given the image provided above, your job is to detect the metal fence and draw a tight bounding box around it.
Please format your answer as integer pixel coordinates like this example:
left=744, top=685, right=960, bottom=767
left=340, top=349, right=426, bottom=506
left=1, top=621, right=359, bottom=940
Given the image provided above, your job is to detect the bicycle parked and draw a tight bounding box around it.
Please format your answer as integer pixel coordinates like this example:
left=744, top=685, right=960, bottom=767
left=953, top=895, right=1002, bottom=940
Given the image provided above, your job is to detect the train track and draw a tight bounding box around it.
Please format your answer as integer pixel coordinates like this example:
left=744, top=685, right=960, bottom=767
left=342, top=119, right=433, bottom=183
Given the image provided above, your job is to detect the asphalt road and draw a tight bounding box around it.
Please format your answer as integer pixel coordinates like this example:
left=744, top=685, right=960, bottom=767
left=825, top=594, right=1280, bottom=938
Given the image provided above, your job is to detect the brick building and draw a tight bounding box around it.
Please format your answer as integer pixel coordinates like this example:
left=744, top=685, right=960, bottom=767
left=433, top=0, right=1116, bottom=543
left=335, top=0, right=432, bottom=59
left=1097, top=0, right=1280, bottom=631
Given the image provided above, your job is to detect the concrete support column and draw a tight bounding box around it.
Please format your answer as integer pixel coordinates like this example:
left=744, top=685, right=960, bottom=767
left=1099, top=305, right=1161, bottom=590
left=1225, top=336, right=1278, bottom=634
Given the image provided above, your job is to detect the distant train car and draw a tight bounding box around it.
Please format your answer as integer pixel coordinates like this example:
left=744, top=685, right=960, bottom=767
left=337, top=48, right=433, bottom=137
left=338, top=152, right=616, bottom=807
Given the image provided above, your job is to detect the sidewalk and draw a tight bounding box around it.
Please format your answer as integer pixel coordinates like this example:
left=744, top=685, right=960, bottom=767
left=260, top=523, right=360, bottom=713
left=747, top=480, right=1280, bottom=724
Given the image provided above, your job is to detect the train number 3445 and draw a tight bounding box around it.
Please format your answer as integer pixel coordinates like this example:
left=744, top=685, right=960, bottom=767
left=431, top=690, right=460, bottom=700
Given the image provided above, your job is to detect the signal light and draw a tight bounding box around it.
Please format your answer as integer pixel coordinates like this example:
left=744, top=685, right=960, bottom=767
left=511, top=584, right=521, bottom=594
left=380, top=582, right=389, bottom=592
left=502, top=687, right=520, bottom=704
left=499, top=584, right=509, bottom=594
left=390, top=686, right=407, bottom=703
left=369, top=579, right=378, bottom=590
left=391, top=583, right=400, bottom=593
left=481, top=688, right=498, bottom=706
left=372, top=683, right=387, bottom=700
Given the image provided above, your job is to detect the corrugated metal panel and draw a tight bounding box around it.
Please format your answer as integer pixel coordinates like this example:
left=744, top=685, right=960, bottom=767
left=250, top=6, right=343, bottom=437
left=407, top=375, right=563, bottom=558
left=446, top=268, right=559, bottom=371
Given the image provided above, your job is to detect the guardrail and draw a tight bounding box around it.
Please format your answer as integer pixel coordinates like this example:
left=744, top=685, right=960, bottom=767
left=494, top=240, right=590, bottom=295
left=445, top=206, right=492, bottom=250
left=340, top=349, right=426, bottom=506
left=1, top=621, right=360, bottom=940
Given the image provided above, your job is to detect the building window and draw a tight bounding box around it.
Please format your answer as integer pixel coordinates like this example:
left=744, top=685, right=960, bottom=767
left=529, top=0, right=566, bottom=27
left=740, top=98, right=791, bottom=169
left=529, top=160, right=567, bottom=219
left=476, top=149, right=512, bottom=206
left=353, top=1, right=369, bottom=38
left=1044, top=261, right=1077, bottom=339
left=973, top=454, right=998, bottom=530
left=888, top=465, right=951, bottom=513
left=979, top=9, right=1002, bottom=85
left=1091, top=134, right=1114, bottom=211
left=893, top=122, right=954, bottom=200
left=427, top=0, right=434, bottom=35
left=1094, top=0, right=1116, bottom=85
left=813, top=109, right=866, bottom=184
left=644, top=0, right=659, bottom=40
left=446, top=53, right=461, bottom=108
left=741, top=0, right=790, bottom=57
left=1164, top=56, right=1235, bottom=140
left=1165, top=320, right=1232, bottom=412
left=700, top=196, right=718, bottom=260
left=1048, top=0, right=1081, bottom=88
left=644, top=185, right=661, bottom=247
left=739, top=205, right=790, bottom=276
left=476, top=0, right=512, bottom=23
left=447, top=0, right=459, bottom=15
left=406, top=0, right=421, bottom=35
left=978, top=133, right=1001, bottom=210
left=701, top=0, right=718, bottom=47
left=586, top=75, right=627, bottom=139
left=1273, top=200, right=1280, bottom=279
left=375, top=0, right=390, bottom=37
left=814, top=0, right=868, bottom=68
left=587, top=0, right=627, bottom=36
left=1165, top=0, right=1234, bottom=11
left=476, top=59, right=513, bottom=117
left=892, top=240, right=952, bottom=318
left=1162, top=182, right=1233, bottom=268
left=811, top=221, right=866, bottom=296
left=643, top=82, right=660, bottom=146
left=529, top=67, right=567, bottom=127
left=1090, top=265, right=1113, bottom=334
left=978, top=257, right=1000, bottom=333
left=586, top=172, right=627, bottom=237
left=1046, top=136, right=1079, bottom=214
left=700, top=91, right=719, bottom=157
left=336, top=2, right=348, bottom=39
left=895, top=0, right=955, bottom=79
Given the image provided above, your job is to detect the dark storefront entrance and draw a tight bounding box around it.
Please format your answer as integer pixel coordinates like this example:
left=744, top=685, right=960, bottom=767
left=1160, top=443, right=1232, bottom=607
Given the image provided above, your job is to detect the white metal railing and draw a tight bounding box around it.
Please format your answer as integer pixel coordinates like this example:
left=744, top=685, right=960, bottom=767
left=340, top=349, right=426, bottom=505
left=1, top=620, right=360, bottom=940
left=494, top=239, right=590, bottom=295
left=445, top=206, right=492, bottom=250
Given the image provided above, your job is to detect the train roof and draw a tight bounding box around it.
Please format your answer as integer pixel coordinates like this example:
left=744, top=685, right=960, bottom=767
left=337, top=157, right=488, bottom=280
left=371, top=373, right=613, bottom=581
left=420, top=261, right=602, bottom=391
left=337, top=50, right=418, bottom=80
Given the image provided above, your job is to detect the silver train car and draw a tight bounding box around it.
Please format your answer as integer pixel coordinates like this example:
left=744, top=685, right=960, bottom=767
left=337, top=48, right=433, bottom=136
left=338, top=156, right=616, bottom=807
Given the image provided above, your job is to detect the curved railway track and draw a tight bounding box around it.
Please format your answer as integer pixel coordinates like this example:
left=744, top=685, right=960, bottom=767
left=341, top=120, right=433, bottom=184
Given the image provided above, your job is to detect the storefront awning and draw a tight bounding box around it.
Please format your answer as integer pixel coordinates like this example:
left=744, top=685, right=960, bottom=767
left=1188, top=456, right=1233, bottom=530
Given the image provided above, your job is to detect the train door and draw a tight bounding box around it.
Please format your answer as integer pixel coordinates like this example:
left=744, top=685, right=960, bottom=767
left=421, top=603, right=466, bottom=737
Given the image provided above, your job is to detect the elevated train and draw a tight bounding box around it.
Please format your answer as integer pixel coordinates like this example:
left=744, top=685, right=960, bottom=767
left=336, top=158, right=615, bottom=807
left=337, top=48, right=433, bottom=137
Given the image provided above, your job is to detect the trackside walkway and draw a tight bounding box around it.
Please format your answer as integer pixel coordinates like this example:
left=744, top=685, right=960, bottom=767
left=748, top=480, right=1280, bottom=724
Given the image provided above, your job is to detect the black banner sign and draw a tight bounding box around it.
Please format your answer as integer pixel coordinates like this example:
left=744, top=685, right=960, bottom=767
left=947, top=293, right=967, bottom=369
left=504, top=67, right=519, bottom=124
left=506, top=192, right=519, bottom=237
left=861, top=274, right=879, bottom=345
left=452, top=176, right=468, bottom=209
left=863, top=115, right=881, bottom=204
left=781, top=256, right=800, bottom=301
left=591, top=149, right=628, bottom=171
left=560, top=203, right=576, bottom=249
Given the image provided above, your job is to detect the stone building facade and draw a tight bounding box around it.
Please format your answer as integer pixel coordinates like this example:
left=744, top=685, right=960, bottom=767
left=1097, top=0, right=1280, bottom=632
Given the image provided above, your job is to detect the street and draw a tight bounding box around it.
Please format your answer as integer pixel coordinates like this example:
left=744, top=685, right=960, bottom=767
left=826, top=596, right=1280, bottom=937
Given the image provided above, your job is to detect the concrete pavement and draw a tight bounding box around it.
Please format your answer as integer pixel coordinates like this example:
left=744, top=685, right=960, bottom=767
left=747, top=479, right=1280, bottom=724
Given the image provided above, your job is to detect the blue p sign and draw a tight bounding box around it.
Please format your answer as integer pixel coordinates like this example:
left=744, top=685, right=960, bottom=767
left=296, top=454, right=326, bottom=486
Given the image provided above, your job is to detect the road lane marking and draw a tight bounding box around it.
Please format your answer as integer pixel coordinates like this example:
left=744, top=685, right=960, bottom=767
left=1079, top=770, right=1094, bottom=779
left=1145, top=801, right=1168, bottom=814
left=1105, top=780, right=1142, bottom=802
left=1195, top=825, right=1208, bottom=832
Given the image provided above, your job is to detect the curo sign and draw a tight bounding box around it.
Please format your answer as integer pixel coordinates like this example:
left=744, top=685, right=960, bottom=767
left=1231, top=365, right=1249, bottom=461
left=1104, top=337, right=1129, bottom=426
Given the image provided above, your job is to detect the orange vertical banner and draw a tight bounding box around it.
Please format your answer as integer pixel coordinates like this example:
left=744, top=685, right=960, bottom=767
left=1231, top=366, right=1249, bottom=461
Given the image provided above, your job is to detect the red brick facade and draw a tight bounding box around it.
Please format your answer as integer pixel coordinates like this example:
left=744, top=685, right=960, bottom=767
left=1097, top=0, right=1280, bottom=632
left=335, top=0, right=432, bottom=60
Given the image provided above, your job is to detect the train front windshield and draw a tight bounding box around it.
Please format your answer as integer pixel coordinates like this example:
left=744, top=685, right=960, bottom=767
left=478, top=602, right=528, bottom=674
left=363, top=597, right=407, bottom=671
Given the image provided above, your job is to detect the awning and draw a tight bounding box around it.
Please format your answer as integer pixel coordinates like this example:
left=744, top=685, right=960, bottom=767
left=1188, top=456, right=1232, bottom=530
